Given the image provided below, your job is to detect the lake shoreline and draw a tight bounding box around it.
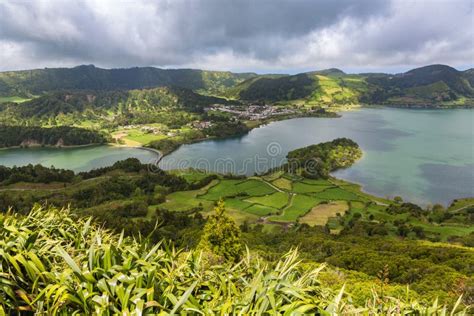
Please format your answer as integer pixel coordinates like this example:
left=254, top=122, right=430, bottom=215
left=0, top=142, right=105, bottom=151
left=160, top=108, right=474, bottom=206
left=2, top=108, right=472, bottom=206
left=134, top=110, right=343, bottom=161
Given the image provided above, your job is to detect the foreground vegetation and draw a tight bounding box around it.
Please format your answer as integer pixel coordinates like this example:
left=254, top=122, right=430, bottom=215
left=0, top=206, right=470, bottom=314
left=0, top=156, right=473, bottom=308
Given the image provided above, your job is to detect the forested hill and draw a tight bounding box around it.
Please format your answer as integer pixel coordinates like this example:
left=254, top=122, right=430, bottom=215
left=0, top=87, right=233, bottom=127
left=0, top=126, right=108, bottom=148
left=1, top=64, right=473, bottom=107
left=0, top=65, right=256, bottom=97
left=233, top=64, right=474, bottom=107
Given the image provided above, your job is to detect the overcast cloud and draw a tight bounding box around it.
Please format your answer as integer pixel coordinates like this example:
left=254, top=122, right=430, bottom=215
left=0, top=0, right=472, bottom=73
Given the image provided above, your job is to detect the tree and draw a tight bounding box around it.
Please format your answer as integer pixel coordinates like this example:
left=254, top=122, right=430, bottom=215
left=198, top=200, right=243, bottom=262
left=394, top=196, right=403, bottom=204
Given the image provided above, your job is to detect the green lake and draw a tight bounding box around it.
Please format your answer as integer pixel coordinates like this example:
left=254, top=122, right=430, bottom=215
left=0, top=145, right=158, bottom=172
left=0, top=108, right=472, bottom=205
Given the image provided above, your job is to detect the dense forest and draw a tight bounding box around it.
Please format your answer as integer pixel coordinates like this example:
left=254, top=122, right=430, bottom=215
left=0, top=65, right=256, bottom=97
left=0, top=164, right=75, bottom=184
left=237, top=73, right=315, bottom=102
left=0, top=126, right=108, bottom=148
left=0, top=87, right=233, bottom=127
left=285, top=138, right=363, bottom=178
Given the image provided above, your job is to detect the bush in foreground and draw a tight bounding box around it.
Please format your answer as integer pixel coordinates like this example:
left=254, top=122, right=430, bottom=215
left=0, top=206, right=468, bottom=314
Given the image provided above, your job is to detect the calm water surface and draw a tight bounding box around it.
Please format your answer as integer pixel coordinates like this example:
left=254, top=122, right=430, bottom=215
left=161, top=108, right=474, bottom=205
left=0, top=108, right=472, bottom=205
left=0, top=145, right=157, bottom=172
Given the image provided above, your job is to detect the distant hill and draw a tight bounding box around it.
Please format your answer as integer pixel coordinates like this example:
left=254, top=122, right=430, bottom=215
left=0, top=65, right=256, bottom=97
left=235, top=65, right=474, bottom=107
left=237, top=73, right=315, bottom=102
left=0, top=64, right=473, bottom=107
left=463, top=68, right=474, bottom=86
left=307, top=68, right=346, bottom=76
left=0, top=87, right=232, bottom=126
left=364, top=65, right=474, bottom=106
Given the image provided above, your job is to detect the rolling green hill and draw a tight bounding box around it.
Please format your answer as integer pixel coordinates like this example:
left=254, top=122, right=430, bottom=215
left=0, top=87, right=233, bottom=127
left=234, top=65, right=474, bottom=107
left=238, top=73, right=315, bottom=102
left=0, top=64, right=473, bottom=114
left=364, top=65, right=474, bottom=106
left=0, top=65, right=256, bottom=98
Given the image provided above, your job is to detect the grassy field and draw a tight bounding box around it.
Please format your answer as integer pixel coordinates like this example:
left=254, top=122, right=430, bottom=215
left=150, top=169, right=474, bottom=239
left=244, top=204, right=280, bottom=216
left=201, top=179, right=276, bottom=201
left=158, top=180, right=218, bottom=212
left=300, top=201, right=348, bottom=226
left=314, top=187, right=364, bottom=201
left=307, top=75, right=363, bottom=106
left=0, top=96, right=33, bottom=103
left=112, top=128, right=166, bottom=146
left=1, top=165, right=470, bottom=240
left=245, top=192, right=289, bottom=209
left=448, top=197, right=474, bottom=211
left=270, top=195, right=322, bottom=222
left=271, top=177, right=293, bottom=190
left=112, top=124, right=204, bottom=148
left=170, top=169, right=213, bottom=183
left=292, top=182, right=333, bottom=193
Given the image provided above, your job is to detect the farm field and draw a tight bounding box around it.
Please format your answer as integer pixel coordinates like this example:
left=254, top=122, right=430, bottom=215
left=155, top=170, right=360, bottom=226
left=151, top=169, right=474, bottom=240
left=300, top=201, right=348, bottom=226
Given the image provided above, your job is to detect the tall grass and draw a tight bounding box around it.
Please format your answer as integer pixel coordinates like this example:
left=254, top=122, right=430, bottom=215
left=0, top=206, right=468, bottom=315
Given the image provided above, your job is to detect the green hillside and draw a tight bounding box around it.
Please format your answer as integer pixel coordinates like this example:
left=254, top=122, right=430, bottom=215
left=364, top=65, right=474, bottom=106
left=0, top=158, right=473, bottom=313
left=0, top=87, right=232, bottom=127
left=1, top=64, right=473, bottom=109
left=0, top=65, right=256, bottom=98
left=234, top=65, right=474, bottom=107
left=237, top=73, right=314, bottom=102
left=0, top=126, right=108, bottom=147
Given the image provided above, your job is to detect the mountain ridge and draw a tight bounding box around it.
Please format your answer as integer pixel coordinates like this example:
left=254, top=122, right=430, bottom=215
left=1, top=64, right=473, bottom=107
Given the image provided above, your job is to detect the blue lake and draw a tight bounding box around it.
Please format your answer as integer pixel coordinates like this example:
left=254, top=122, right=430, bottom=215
left=161, top=108, right=474, bottom=205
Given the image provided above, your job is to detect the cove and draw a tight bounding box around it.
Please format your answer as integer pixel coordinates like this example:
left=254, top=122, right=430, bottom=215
left=0, top=145, right=158, bottom=172
left=161, top=108, right=474, bottom=206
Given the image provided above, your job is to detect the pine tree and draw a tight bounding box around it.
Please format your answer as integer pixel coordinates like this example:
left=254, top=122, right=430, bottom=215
left=198, top=200, right=243, bottom=262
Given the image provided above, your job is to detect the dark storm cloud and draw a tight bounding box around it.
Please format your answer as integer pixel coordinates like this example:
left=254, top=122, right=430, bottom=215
left=0, top=0, right=472, bottom=72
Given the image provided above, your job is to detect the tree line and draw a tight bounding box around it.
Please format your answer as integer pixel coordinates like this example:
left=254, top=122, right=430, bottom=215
left=0, top=125, right=108, bottom=148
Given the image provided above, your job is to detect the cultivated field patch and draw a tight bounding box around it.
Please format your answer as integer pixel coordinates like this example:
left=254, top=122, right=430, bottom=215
left=245, top=192, right=289, bottom=209
left=271, top=194, right=321, bottom=222
left=271, top=177, right=293, bottom=190
left=300, top=201, right=348, bottom=226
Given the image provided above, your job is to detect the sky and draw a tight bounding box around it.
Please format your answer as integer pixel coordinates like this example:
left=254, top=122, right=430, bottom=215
left=0, top=0, right=473, bottom=74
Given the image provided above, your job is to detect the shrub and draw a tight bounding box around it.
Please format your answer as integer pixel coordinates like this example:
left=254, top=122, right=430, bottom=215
left=0, top=206, right=467, bottom=314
